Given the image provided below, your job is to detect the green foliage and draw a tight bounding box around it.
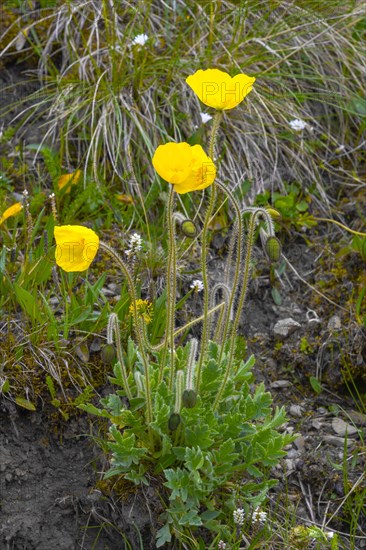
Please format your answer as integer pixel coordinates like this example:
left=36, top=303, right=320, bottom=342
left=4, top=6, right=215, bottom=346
left=81, top=340, right=293, bottom=545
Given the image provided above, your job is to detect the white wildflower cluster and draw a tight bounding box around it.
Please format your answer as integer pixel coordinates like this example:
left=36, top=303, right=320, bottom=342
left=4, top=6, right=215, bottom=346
left=289, top=118, right=307, bottom=131
left=251, top=506, right=267, bottom=524
left=218, top=541, right=227, bottom=550
left=125, top=233, right=143, bottom=257
left=233, top=507, right=245, bottom=526
left=325, top=531, right=335, bottom=539
left=190, top=279, right=204, bottom=293
left=132, top=33, right=149, bottom=46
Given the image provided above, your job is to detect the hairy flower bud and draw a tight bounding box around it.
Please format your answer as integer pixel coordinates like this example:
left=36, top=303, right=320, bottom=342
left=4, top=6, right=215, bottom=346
left=264, top=236, right=282, bottom=262
left=182, top=389, right=197, bottom=408
left=168, top=413, right=181, bottom=431
left=101, top=344, right=117, bottom=365
left=181, top=219, right=198, bottom=238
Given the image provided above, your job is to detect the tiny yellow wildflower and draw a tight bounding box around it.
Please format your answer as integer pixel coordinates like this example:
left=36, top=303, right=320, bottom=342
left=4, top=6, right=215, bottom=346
left=129, top=299, right=153, bottom=324
left=0, top=202, right=23, bottom=226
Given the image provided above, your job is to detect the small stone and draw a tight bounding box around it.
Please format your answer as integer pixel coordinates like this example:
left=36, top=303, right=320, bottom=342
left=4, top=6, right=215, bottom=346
left=331, top=417, right=358, bottom=436
left=5, top=473, right=12, bottom=482
left=101, top=287, right=116, bottom=297
left=284, top=458, right=295, bottom=471
left=90, top=338, right=102, bottom=353
left=270, top=379, right=292, bottom=389
left=289, top=405, right=303, bottom=417
left=327, top=315, right=341, bottom=330
left=323, top=435, right=356, bottom=448
left=346, top=410, right=366, bottom=426
left=311, top=419, right=322, bottom=430
left=286, top=449, right=300, bottom=459
left=273, top=318, right=301, bottom=340
left=294, top=435, right=306, bottom=452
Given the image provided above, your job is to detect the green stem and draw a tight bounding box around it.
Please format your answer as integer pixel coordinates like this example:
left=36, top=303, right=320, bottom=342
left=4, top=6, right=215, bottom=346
left=99, top=241, right=153, bottom=424
left=196, top=112, right=222, bottom=391
left=213, top=210, right=258, bottom=411
left=158, top=188, right=177, bottom=387
left=215, top=180, right=243, bottom=359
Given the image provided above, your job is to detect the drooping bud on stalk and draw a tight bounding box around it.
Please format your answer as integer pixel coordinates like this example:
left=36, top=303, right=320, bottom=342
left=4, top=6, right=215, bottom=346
left=101, top=344, right=117, bottom=365
left=168, top=413, right=181, bottom=431
left=168, top=370, right=184, bottom=431
left=183, top=339, right=197, bottom=408
left=264, top=236, right=282, bottom=262
left=265, top=207, right=281, bottom=220
left=181, top=219, right=198, bottom=238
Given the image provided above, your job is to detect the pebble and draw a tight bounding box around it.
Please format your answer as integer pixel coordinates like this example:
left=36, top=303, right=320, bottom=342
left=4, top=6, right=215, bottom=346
left=270, top=379, right=292, bottom=388
left=311, top=419, right=322, bottom=430
left=289, top=404, right=303, bottom=417
left=331, top=417, right=358, bottom=436
left=323, top=435, right=355, bottom=448
left=90, top=338, right=102, bottom=353
left=347, top=410, right=366, bottom=426
left=294, top=435, right=306, bottom=452
left=327, top=315, right=341, bottom=330
left=273, top=318, right=301, bottom=339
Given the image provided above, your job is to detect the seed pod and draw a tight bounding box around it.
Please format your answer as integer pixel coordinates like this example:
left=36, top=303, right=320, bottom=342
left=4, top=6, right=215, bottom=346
left=168, top=413, right=181, bottom=431
left=182, top=389, right=197, bottom=408
left=181, top=219, right=197, bottom=238
left=265, top=236, right=282, bottom=262
left=101, top=344, right=117, bottom=365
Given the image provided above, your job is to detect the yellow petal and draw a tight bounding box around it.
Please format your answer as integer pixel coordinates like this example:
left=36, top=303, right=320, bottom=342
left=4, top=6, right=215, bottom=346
left=57, top=170, right=82, bottom=193
left=0, top=202, right=23, bottom=225
left=173, top=145, right=216, bottom=194
left=115, top=194, right=134, bottom=204
left=54, top=225, right=99, bottom=272
left=186, top=68, right=255, bottom=110
left=152, top=143, right=192, bottom=184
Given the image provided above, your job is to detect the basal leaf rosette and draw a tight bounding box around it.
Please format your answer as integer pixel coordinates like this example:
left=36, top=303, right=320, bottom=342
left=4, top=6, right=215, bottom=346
left=54, top=225, right=99, bottom=272
left=186, top=68, right=255, bottom=110
left=152, top=142, right=216, bottom=194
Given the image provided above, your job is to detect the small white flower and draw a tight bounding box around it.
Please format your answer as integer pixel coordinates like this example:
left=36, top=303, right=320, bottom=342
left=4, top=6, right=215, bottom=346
left=129, top=232, right=142, bottom=250
left=218, top=541, right=227, bottom=550
left=251, top=506, right=267, bottom=524
left=132, top=33, right=149, bottom=47
left=325, top=531, right=335, bottom=539
left=200, top=112, right=213, bottom=124
left=233, top=508, right=245, bottom=526
left=190, top=279, right=204, bottom=293
left=335, top=144, right=345, bottom=154
left=289, top=118, right=307, bottom=131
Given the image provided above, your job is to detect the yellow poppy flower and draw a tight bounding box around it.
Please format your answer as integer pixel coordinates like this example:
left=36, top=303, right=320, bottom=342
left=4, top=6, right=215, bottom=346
left=186, top=68, right=256, bottom=110
left=57, top=169, right=82, bottom=193
left=54, top=225, right=99, bottom=272
left=152, top=142, right=216, bottom=194
left=0, top=202, right=23, bottom=226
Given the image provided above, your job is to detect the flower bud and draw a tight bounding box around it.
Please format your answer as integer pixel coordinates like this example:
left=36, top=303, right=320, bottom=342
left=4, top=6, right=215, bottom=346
left=182, top=389, right=197, bottom=408
left=101, top=344, right=117, bottom=365
left=168, top=413, right=181, bottom=431
left=181, top=219, right=198, bottom=238
left=264, top=236, right=282, bottom=262
left=265, top=207, right=281, bottom=220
